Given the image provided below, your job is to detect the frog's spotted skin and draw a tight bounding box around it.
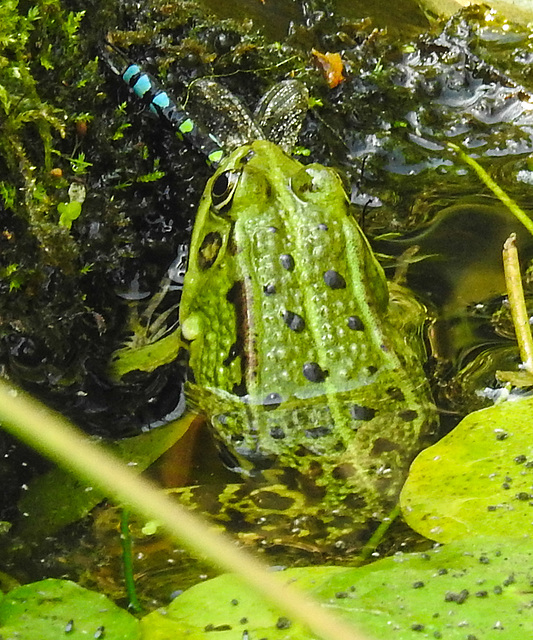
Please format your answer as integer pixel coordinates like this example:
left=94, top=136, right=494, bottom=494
left=179, top=140, right=437, bottom=552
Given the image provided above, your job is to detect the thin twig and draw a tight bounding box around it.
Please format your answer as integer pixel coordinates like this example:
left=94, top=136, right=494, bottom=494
left=502, top=234, right=533, bottom=372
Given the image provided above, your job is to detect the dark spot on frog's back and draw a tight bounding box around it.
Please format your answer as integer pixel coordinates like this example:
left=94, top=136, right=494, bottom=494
left=350, top=404, right=376, bottom=421
left=343, top=493, right=367, bottom=509
left=280, top=253, right=295, bottom=271
left=399, top=409, right=418, bottom=422
left=347, top=315, right=364, bottom=331
left=198, top=231, right=223, bottom=269
left=303, top=362, right=328, bottom=382
left=263, top=392, right=282, bottom=410
left=332, top=463, right=356, bottom=479
left=323, top=269, right=346, bottom=289
left=305, top=426, right=331, bottom=438
left=226, top=281, right=250, bottom=389
left=387, top=386, right=405, bottom=402
left=270, top=426, right=285, bottom=439
left=307, top=459, right=323, bottom=478
left=371, top=437, right=399, bottom=455
left=283, top=310, right=305, bottom=332
left=252, top=490, right=295, bottom=511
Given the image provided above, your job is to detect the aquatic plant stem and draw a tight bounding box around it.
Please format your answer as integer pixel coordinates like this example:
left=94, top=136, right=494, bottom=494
left=360, top=503, right=400, bottom=561
left=448, top=142, right=533, bottom=237
left=502, top=234, right=533, bottom=372
left=120, top=508, right=142, bottom=613
left=0, top=379, right=373, bottom=640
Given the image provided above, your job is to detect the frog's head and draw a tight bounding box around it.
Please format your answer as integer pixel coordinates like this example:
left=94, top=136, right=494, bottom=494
left=206, top=140, right=349, bottom=222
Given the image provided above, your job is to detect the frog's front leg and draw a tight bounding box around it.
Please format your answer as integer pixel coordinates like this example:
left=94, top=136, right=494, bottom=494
left=109, top=244, right=189, bottom=380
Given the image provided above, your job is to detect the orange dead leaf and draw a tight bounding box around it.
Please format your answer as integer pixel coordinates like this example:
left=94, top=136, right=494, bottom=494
left=312, top=48, right=345, bottom=88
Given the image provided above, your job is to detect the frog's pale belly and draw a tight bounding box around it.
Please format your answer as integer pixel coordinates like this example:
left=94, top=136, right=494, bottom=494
left=180, top=140, right=437, bottom=551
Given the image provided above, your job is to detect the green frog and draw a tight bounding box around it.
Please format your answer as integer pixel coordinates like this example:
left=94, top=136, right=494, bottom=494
left=107, top=49, right=437, bottom=553
left=179, top=139, right=436, bottom=552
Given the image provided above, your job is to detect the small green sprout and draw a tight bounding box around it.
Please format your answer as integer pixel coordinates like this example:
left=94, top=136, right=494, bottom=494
left=58, top=182, right=85, bottom=229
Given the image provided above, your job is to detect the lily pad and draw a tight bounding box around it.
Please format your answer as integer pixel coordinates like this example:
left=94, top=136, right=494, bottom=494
left=401, top=396, right=533, bottom=542
left=140, top=537, right=533, bottom=639
left=0, top=578, right=140, bottom=640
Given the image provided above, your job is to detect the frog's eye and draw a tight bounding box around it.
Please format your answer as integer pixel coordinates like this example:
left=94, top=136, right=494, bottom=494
left=291, top=165, right=344, bottom=202
left=290, top=167, right=315, bottom=198
left=211, top=170, right=240, bottom=211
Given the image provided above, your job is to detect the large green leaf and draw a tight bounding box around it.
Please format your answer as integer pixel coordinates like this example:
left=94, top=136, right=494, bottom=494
left=400, top=396, right=533, bottom=542
left=140, top=538, right=533, bottom=639
left=0, top=578, right=140, bottom=640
